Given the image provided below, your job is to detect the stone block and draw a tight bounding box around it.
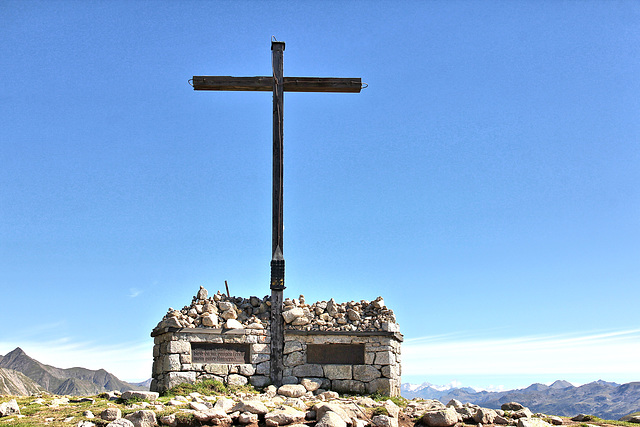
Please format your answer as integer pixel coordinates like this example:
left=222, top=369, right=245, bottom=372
left=365, top=352, right=376, bottom=364
left=167, top=340, right=190, bottom=354
left=250, top=375, right=271, bottom=388
left=252, top=343, right=269, bottom=354
left=180, top=354, right=191, bottom=364
left=229, top=364, right=255, bottom=376
left=332, top=379, right=365, bottom=394
left=353, top=365, right=381, bottom=382
left=292, top=364, right=323, bottom=377
left=251, top=353, right=270, bottom=364
left=227, top=374, right=248, bottom=386
left=323, top=364, right=352, bottom=380
left=163, top=354, right=181, bottom=372
left=204, top=364, right=229, bottom=375
left=374, top=351, right=394, bottom=365
left=257, top=361, right=271, bottom=375
left=284, top=351, right=305, bottom=367
left=284, top=340, right=304, bottom=354
left=167, top=371, right=196, bottom=389
left=282, top=376, right=299, bottom=385
left=366, top=378, right=392, bottom=395
left=153, top=345, right=160, bottom=358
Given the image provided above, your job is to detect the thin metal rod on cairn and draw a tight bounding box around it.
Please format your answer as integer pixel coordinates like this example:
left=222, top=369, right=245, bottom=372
left=269, top=40, right=286, bottom=387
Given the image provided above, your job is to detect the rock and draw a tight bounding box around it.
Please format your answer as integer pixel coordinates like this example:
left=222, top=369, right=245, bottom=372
left=317, top=411, right=348, bottom=427
left=239, top=412, right=259, bottom=424
left=214, top=397, right=236, bottom=412
left=158, top=414, right=177, bottom=427
left=323, top=364, right=352, bottom=380
left=353, top=365, right=381, bottom=382
left=197, top=286, right=208, bottom=300
left=419, top=408, right=460, bottom=427
left=222, top=309, right=238, bottom=320
left=292, top=364, right=323, bottom=377
left=202, top=314, right=219, bottom=327
left=124, top=410, right=157, bottom=427
left=357, top=397, right=378, bottom=408
left=513, top=408, right=534, bottom=419
left=278, top=384, right=307, bottom=397
left=517, top=419, right=553, bottom=427
left=233, top=400, right=269, bottom=415
left=383, top=400, right=400, bottom=418
left=313, top=403, right=356, bottom=425
left=283, top=307, right=305, bottom=323
left=107, top=419, right=135, bottom=427
left=192, top=409, right=232, bottom=424
left=77, top=421, right=96, bottom=427
left=474, top=408, right=497, bottom=424
left=373, top=415, right=398, bottom=427
left=228, top=373, right=249, bottom=386
left=225, top=318, right=243, bottom=329
left=301, top=377, right=322, bottom=392
left=264, top=407, right=306, bottom=426
left=547, top=416, right=564, bottom=425
left=571, top=414, right=590, bottom=422
left=502, top=402, right=525, bottom=411
left=83, top=411, right=95, bottom=419
left=0, top=399, right=20, bottom=417
left=190, top=402, right=210, bottom=411
left=446, top=399, right=462, bottom=408
left=121, top=391, right=159, bottom=403
left=101, top=408, right=122, bottom=421
left=284, top=398, right=307, bottom=411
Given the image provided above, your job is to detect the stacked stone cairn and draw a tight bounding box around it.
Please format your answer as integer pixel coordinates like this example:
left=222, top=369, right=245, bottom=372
left=153, top=286, right=399, bottom=333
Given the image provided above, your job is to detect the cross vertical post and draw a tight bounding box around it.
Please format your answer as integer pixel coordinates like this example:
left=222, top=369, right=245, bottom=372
left=191, top=39, right=363, bottom=390
left=269, top=40, right=285, bottom=387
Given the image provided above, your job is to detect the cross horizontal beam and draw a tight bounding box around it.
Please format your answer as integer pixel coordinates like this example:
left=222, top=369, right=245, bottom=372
left=192, top=76, right=362, bottom=93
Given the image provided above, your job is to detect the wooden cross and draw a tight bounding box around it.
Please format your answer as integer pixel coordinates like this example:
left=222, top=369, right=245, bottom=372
left=192, top=40, right=363, bottom=386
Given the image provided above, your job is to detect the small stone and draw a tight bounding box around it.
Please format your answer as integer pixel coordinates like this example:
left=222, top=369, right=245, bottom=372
left=106, top=419, right=134, bottom=427
left=278, top=384, right=307, bottom=397
left=197, top=286, right=208, bottom=300
left=318, top=411, right=348, bottom=427
left=101, top=408, right=122, bottom=422
left=225, top=318, right=243, bottom=329
left=124, top=410, right=157, bottom=427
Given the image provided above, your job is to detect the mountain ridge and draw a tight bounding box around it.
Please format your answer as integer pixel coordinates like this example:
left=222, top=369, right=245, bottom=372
left=402, top=380, right=640, bottom=420
left=0, top=347, right=147, bottom=396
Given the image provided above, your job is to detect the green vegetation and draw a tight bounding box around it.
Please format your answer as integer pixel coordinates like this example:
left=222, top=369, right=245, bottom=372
left=369, top=391, right=408, bottom=407
left=163, top=379, right=257, bottom=398
left=372, top=406, right=390, bottom=416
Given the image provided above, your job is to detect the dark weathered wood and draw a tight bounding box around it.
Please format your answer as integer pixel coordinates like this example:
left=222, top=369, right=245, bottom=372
left=269, top=40, right=285, bottom=388
left=190, top=39, right=363, bottom=389
left=192, top=76, right=362, bottom=93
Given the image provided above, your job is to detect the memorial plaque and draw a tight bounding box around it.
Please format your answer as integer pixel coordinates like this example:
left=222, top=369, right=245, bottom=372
left=306, top=344, right=364, bottom=364
left=191, top=343, right=250, bottom=364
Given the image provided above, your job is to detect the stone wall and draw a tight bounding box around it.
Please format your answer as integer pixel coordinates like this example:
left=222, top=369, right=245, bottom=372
left=151, top=287, right=402, bottom=396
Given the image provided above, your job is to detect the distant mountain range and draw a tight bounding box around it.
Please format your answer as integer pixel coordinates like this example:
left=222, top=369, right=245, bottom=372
left=0, top=347, right=148, bottom=396
left=401, top=380, right=640, bottom=420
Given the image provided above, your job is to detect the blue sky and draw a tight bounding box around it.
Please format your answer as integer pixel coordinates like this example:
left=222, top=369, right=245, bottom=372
left=1, top=1, right=639, bottom=390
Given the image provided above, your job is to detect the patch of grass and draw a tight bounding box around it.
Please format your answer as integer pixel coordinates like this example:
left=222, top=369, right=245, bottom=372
left=373, top=407, right=390, bottom=416
left=115, top=395, right=148, bottom=405
left=163, top=379, right=229, bottom=397
left=368, top=392, right=408, bottom=408
left=583, top=416, right=639, bottom=427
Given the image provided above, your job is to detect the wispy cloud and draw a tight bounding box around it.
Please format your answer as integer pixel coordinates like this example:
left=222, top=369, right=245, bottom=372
left=0, top=338, right=153, bottom=382
left=129, top=288, right=143, bottom=298
left=403, top=329, right=640, bottom=377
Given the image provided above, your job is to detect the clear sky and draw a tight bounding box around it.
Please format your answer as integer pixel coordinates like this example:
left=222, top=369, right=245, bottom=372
left=1, top=1, right=639, bottom=391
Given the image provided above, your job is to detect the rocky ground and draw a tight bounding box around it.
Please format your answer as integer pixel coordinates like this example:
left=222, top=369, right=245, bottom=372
left=1, top=385, right=638, bottom=427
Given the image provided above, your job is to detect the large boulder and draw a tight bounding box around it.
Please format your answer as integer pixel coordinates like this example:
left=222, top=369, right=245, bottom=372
left=0, top=399, right=20, bottom=417
left=101, top=408, right=122, bottom=421
left=317, top=411, right=348, bottom=427
left=233, top=399, right=269, bottom=415
left=419, top=408, right=460, bottom=427
left=474, top=407, right=498, bottom=424
left=502, top=402, right=525, bottom=411
left=517, top=419, right=553, bottom=427
left=264, top=407, right=306, bottom=426
left=121, top=391, right=159, bottom=402
left=124, top=410, right=157, bottom=427
left=277, top=384, right=307, bottom=398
